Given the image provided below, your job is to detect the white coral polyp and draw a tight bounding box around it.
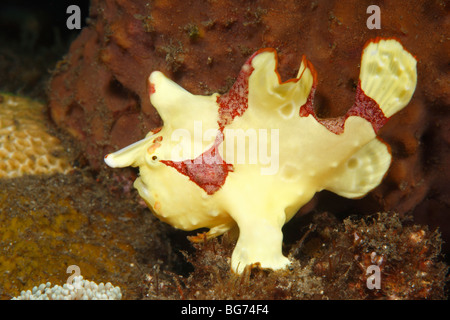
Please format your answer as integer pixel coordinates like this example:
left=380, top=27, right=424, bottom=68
left=11, top=276, right=122, bottom=300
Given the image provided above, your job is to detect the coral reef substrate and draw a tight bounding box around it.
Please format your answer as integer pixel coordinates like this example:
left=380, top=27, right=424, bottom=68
left=144, top=212, right=448, bottom=300
left=0, top=170, right=184, bottom=300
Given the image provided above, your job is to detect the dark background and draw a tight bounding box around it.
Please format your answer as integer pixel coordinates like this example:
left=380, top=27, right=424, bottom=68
left=0, top=0, right=89, bottom=98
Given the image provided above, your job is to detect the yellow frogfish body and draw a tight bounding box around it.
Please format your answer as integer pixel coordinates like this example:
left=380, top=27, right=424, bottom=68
left=105, top=38, right=417, bottom=273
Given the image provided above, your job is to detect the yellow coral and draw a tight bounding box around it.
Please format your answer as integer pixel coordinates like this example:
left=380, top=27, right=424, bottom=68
left=0, top=94, right=72, bottom=178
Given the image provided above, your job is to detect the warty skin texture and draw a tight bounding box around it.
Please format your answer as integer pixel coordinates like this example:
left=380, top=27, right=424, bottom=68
left=105, top=38, right=417, bottom=273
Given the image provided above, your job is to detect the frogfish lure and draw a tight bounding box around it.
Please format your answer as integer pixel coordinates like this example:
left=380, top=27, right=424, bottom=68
left=105, top=38, right=417, bottom=274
